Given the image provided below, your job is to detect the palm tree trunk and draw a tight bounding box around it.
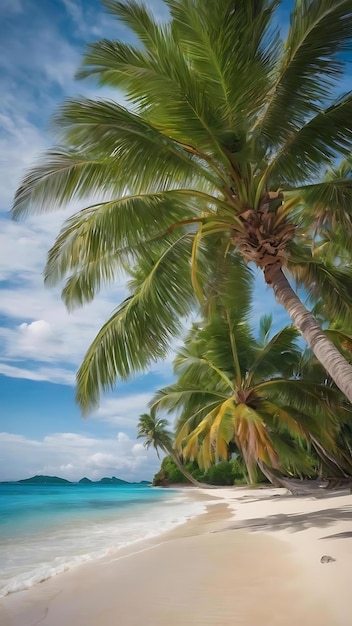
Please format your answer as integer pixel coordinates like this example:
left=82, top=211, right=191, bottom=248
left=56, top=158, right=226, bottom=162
left=310, top=437, right=349, bottom=477
left=265, top=265, right=352, bottom=404
left=257, top=460, right=286, bottom=488
left=257, top=461, right=301, bottom=493
left=165, top=448, right=205, bottom=488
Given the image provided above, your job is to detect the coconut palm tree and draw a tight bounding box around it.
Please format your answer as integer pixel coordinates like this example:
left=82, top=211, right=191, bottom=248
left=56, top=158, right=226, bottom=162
left=12, top=0, right=352, bottom=409
left=137, top=412, right=204, bottom=487
left=150, top=310, right=352, bottom=486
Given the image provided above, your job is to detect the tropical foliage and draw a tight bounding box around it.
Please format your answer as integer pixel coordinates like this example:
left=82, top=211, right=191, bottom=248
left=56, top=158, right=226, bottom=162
left=150, top=306, right=352, bottom=484
left=12, top=0, right=352, bottom=408
left=137, top=412, right=203, bottom=486
left=153, top=456, right=246, bottom=486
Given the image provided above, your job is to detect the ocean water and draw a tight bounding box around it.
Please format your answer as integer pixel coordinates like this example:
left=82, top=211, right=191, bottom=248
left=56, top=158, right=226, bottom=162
left=0, top=482, right=206, bottom=598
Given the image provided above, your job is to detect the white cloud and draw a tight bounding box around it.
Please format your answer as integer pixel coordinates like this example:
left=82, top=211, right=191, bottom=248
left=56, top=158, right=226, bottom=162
left=93, top=393, right=155, bottom=427
left=62, top=0, right=83, bottom=27
left=62, top=0, right=122, bottom=40
left=0, top=363, right=75, bottom=385
left=0, top=286, right=126, bottom=367
left=0, top=114, right=47, bottom=212
left=19, top=318, right=53, bottom=340
left=0, top=208, right=129, bottom=380
left=0, top=431, right=161, bottom=483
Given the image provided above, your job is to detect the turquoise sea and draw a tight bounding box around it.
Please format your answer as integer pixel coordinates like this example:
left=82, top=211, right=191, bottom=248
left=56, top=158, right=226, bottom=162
left=0, top=482, right=205, bottom=597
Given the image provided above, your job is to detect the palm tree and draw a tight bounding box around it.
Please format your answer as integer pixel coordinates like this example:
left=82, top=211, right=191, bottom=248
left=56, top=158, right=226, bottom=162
left=137, top=412, right=204, bottom=487
left=150, top=310, right=352, bottom=486
left=12, top=0, right=352, bottom=409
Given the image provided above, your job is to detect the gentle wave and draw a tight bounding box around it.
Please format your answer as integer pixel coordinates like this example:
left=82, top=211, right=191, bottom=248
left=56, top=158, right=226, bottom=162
left=0, top=488, right=206, bottom=598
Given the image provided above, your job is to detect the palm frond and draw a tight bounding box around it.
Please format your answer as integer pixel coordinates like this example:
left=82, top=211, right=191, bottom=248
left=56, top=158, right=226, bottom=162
left=324, top=329, right=352, bottom=363
left=103, top=0, right=166, bottom=49
left=76, top=234, right=195, bottom=412
left=258, top=313, right=273, bottom=345
left=151, top=383, right=228, bottom=415
left=251, top=324, right=301, bottom=381
left=52, top=98, right=220, bottom=185
left=137, top=413, right=173, bottom=456
left=175, top=352, right=234, bottom=390
left=267, top=91, right=352, bottom=184
left=12, top=149, right=118, bottom=218
left=266, top=433, right=315, bottom=476
left=257, top=377, right=343, bottom=416
left=295, top=165, right=352, bottom=237
left=288, top=243, right=352, bottom=327
left=255, top=0, right=352, bottom=147
left=167, top=0, right=280, bottom=133
left=78, top=12, right=231, bottom=162
left=12, top=98, right=219, bottom=220
left=43, top=190, right=204, bottom=293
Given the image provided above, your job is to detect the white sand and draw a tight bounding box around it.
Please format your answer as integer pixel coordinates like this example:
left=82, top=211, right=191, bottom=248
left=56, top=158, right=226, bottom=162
left=202, top=485, right=352, bottom=626
left=0, top=485, right=351, bottom=626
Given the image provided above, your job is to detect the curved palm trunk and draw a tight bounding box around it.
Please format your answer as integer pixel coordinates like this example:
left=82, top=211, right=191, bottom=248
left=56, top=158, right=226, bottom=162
left=170, top=452, right=205, bottom=487
left=162, top=445, right=205, bottom=487
left=310, top=436, right=349, bottom=477
left=266, top=266, right=352, bottom=404
left=257, top=460, right=287, bottom=488
left=257, top=461, right=302, bottom=493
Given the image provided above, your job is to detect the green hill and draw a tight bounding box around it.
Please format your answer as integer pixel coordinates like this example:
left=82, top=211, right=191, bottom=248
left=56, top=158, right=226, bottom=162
left=18, top=475, right=71, bottom=484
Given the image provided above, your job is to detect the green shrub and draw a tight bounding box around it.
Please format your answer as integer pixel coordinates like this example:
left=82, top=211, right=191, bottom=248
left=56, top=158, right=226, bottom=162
left=201, top=461, right=236, bottom=485
left=152, top=455, right=248, bottom=486
left=153, top=456, right=190, bottom=485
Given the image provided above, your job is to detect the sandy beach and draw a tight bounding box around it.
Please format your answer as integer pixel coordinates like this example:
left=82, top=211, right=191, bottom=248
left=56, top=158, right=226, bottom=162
left=0, top=484, right=351, bottom=626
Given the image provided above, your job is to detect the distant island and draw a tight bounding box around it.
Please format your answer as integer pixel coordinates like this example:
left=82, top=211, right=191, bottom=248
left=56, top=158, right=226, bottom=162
left=2, top=475, right=151, bottom=485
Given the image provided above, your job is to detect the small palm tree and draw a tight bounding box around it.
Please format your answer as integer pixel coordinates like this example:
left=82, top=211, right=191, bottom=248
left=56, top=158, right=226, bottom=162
left=12, top=0, right=352, bottom=408
left=137, top=413, right=204, bottom=487
left=150, top=310, right=351, bottom=485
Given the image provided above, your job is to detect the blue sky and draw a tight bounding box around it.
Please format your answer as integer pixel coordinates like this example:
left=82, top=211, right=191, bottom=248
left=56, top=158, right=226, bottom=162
left=0, top=0, right=307, bottom=482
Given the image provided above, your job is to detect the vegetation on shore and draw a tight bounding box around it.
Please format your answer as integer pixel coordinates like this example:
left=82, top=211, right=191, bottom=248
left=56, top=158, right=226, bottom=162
left=144, top=306, right=352, bottom=487
left=153, top=456, right=247, bottom=487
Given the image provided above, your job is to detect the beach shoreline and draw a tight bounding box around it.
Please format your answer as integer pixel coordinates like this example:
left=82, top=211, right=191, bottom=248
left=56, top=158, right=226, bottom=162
left=0, top=485, right=351, bottom=626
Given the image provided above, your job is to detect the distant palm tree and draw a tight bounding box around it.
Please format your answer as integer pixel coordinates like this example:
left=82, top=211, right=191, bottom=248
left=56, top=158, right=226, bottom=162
left=150, top=309, right=351, bottom=485
left=12, top=0, right=352, bottom=409
left=137, top=413, right=204, bottom=487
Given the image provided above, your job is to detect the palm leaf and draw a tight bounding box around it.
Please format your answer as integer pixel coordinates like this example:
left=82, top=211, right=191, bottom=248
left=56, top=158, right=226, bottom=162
left=255, top=0, right=352, bottom=147
left=250, top=324, right=301, bottom=381
left=288, top=244, right=352, bottom=327
left=76, top=233, right=195, bottom=412
left=43, top=190, right=205, bottom=293
left=267, top=91, right=352, bottom=184
left=78, top=8, right=231, bottom=161
left=167, top=0, right=280, bottom=133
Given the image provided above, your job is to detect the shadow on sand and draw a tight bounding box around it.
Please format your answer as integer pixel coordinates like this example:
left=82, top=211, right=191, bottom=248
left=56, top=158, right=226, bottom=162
left=216, top=490, right=352, bottom=537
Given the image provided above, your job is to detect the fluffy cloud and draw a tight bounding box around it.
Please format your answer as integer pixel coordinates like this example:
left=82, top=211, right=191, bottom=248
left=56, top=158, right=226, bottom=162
left=0, top=430, right=161, bottom=483
left=0, top=208, right=129, bottom=378
left=92, top=393, right=157, bottom=428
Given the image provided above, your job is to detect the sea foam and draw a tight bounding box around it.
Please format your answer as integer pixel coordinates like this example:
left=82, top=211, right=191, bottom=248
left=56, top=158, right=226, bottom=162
left=0, top=486, right=207, bottom=597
